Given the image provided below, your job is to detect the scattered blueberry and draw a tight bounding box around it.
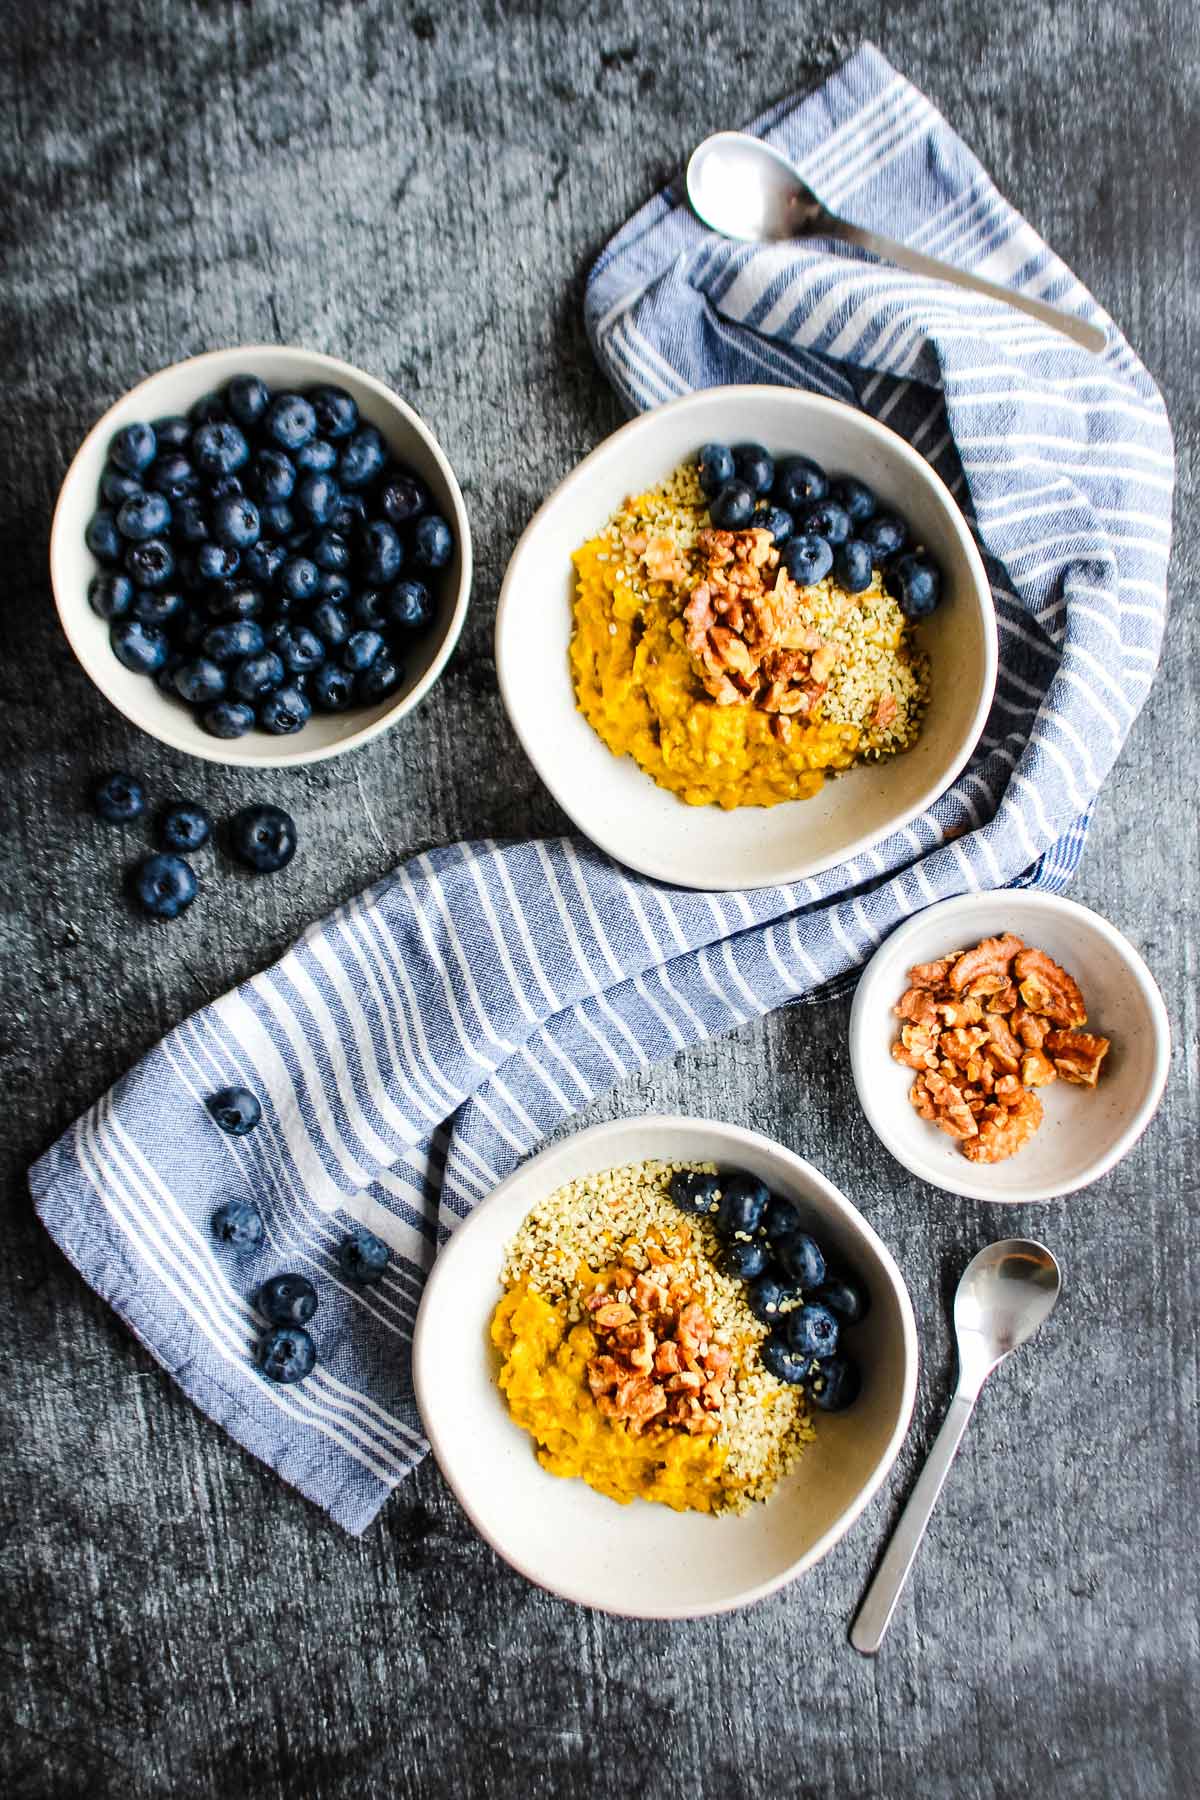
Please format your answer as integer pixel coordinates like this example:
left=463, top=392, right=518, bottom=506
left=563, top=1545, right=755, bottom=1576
left=720, top=1240, right=770, bottom=1283
left=192, top=420, right=250, bottom=477
left=93, top=770, right=145, bottom=823
left=133, top=851, right=198, bottom=919
left=257, top=1324, right=316, bottom=1383
left=207, top=1086, right=262, bottom=1134
left=888, top=552, right=943, bottom=620
left=776, top=1232, right=826, bottom=1290
left=732, top=442, right=775, bottom=496
left=785, top=1302, right=839, bottom=1358
left=109, top=422, right=157, bottom=474
left=782, top=533, right=834, bottom=587
left=697, top=442, right=736, bottom=495
left=798, top=498, right=852, bottom=546
left=668, top=1169, right=721, bottom=1217
left=111, top=618, right=169, bottom=673
left=828, top=476, right=876, bottom=524
left=860, top=513, right=908, bottom=563
left=760, top=1332, right=814, bottom=1386
left=312, top=662, right=354, bottom=710
left=338, top=1226, right=390, bottom=1285
left=410, top=514, right=453, bottom=569
left=259, top=685, right=312, bottom=734
left=258, top=1273, right=319, bottom=1327
left=202, top=700, right=255, bottom=738
left=89, top=572, right=133, bottom=620
left=231, top=803, right=297, bottom=873
left=835, top=539, right=874, bottom=594
left=773, top=455, right=828, bottom=509
left=161, top=802, right=213, bottom=853
left=211, top=1196, right=264, bottom=1248
left=709, top=481, right=756, bottom=530
left=807, top=1354, right=861, bottom=1411
left=716, top=1172, right=769, bottom=1239
left=813, top=1276, right=869, bottom=1325
left=86, top=509, right=122, bottom=563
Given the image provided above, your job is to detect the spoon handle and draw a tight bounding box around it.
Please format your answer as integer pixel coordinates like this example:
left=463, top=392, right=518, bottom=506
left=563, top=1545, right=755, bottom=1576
left=825, top=217, right=1107, bottom=355
left=850, top=1384, right=979, bottom=1655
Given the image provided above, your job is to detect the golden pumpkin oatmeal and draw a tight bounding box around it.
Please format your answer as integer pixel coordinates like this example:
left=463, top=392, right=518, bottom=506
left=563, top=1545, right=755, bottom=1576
left=568, top=459, right=932, bottom=809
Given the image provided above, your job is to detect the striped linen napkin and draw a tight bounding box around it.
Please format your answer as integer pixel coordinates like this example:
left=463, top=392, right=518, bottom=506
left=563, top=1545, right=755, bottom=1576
left=31, top=44, right=1172, bottom=1532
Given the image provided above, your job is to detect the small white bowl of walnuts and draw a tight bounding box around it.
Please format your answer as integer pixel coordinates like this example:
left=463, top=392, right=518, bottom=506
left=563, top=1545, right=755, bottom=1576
left=849, top=890, right=1170, bottom=1203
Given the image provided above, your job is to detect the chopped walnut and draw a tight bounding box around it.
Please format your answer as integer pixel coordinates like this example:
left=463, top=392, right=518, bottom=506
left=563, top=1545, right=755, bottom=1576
left=1044, top=1029, right=1110, bottom=1086
left=1013, top=948, right=1087, bottom=1028
left=948, top=934, right=1024, bottom=993
left=584, top=1254, right=731, bottom=1436
left=962, top=1090, right=1044, bottom=1163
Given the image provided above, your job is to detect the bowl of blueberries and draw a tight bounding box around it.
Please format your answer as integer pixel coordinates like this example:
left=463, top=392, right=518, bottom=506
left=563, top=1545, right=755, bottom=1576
left=52, top=345, right=472, bottom=766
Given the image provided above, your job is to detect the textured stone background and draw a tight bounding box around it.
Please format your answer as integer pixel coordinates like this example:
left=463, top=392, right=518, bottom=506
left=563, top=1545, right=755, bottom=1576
left=2, top=1, right=1197, bottom=1796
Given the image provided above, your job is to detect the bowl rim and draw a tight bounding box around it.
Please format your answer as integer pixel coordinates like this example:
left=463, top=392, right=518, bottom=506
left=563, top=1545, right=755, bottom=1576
left=412, top=1112, right=920, bottom=1619
left=50, top=343, right=474, bottom=769
left=495, top=384, right=998, bottom=891
left=848, top=889, right=1172, bottom=1203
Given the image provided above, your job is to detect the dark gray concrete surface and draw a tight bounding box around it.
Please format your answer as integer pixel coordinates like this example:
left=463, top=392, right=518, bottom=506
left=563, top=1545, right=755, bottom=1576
left=2, top=2, right=1197, bottom=1796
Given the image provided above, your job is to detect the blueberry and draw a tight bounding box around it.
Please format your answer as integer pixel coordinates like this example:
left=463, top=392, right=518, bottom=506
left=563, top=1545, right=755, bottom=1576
left=344, top=629, right=384, bottom=673
left=241, top=539, right=287, bottom=585
left=776, top=1232, right=826, bottom=1290
left=277, top=625, right=325, bottom=674
left=797, top=499, right=852, bottom=547
left=828, top=477, right=876, bottom=524
left=280, top=556, right=319, bottom=603
left=338, top=1226, right=389, bottom=1285
left=752, top=503, right=793, bottom=545
left=808, top=1354, right=861, bottom=1411
left=773, top=455, right=828, bottom=509
left=785, top=1302, right=839, bottom=1359
left=161, top=802, right=213, bottom=852
left=100, top=466, right=145, bottom=507
left=93, top=770, right=145, bottom=823
left=732, top=441, right=774, bottom=496
left=231, top=803, right=297, bottom=872
left=888, top=552, right=943, bottom=620
left=720, top=1240, right=770, bottom=1283
left=316, top=572, right=353, bottom=607
left=156, top=652, right=185, bottom=696
left=352, top=587, right=389, bottom=629
left=133, top=852, right=198, bottom=919
left=311, top=530, right=351, bottom=574
left=356, top=655, right=403, bottom=703
left=202, top=700, right=255, bottom=739
left=174, top=494, right=210, bottom=544
left=257, top=1325, right=317, bottom=1384
left=110, top=618, right=169, bottom=673
left=716, top=1172, right=769, bottom=1239
left=296, top=437, right=337, bottom=474
left=86, top=509, right=122, bottom=563
left=331, top=492, right=368, bottom=536
left=226, top=374, right=271, bottom=431
left=148, top=453, right=199, bottom=501
left=259, top=685, right=312, bottom=734
left=191, top=420, right=250, bottom=477
left=258, top=1272, right=318, bottom=1326
left=746, top=1271, right=797, bottom=1323
left=762, top=1195, right=801, bottom=1244
left=378, top=472, right=428, bottom=526
left=211, top=1196, right=264, bottom=1247
left=835, top=539, right=874, bottom=594
left=708, top=481, right=756, bottom=530
left=264, top=392, right=317, bottom=452
left=203, top=583, right=263, bottom=623
left=173, top=657, right=227, bottom=704
left=309, top=385, right=359, bottom=440
left=311, top=600, right=350, bottom=647
left=252, top=448, right=297, bottom=503
left=311, top=662, right=353, bottom=710
left=860, top=513, right=908, bottom=563
left=89, top=572, right=133, bottom=620
left=130, top=588, right=185, bottom=628
left=697, top=442, right=735, bottom=495
left=151, top=416, right=192, bottom=452
left=258, top=501, right=295, bottom=540
left=294, top=471, right=340, bottom=528
left=781, top=533, right=833, bottom=588
left=197, top=542, right=240, bottom=583
left=358, top=520, right=403, bottom=585
left=812, top=1276, right=869, bottom=1326
left=208, top=473, right=244, bottom=502
left=212, top=495, right=261, bottom=550
left=231, top=650, right=285, bottom=701
left=760, top=1332, right=813, bottom=1385
left=410, top=513, right=453, bottom=570
left=109, top=422, right=157, bottom=474
left=189, top=392, right=227, bottom=425
left=668, top=1169, right=721, bottom=1216
left=338, top=425, right=387, bottom=490
left=386, top=578, right=434, bottom=633
left=125, top=537, right=175, bottom=589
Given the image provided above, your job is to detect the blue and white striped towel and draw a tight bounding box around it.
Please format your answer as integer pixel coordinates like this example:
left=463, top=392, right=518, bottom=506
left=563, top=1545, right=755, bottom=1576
left=31, top=45, right=1172, bottom=1532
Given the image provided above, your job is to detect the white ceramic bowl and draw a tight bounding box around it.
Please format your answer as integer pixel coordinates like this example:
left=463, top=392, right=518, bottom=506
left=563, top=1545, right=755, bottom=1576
left=496, top=386, right=996, bottom=891
left=849, top=891, right=1170, bottom=1203
left=51, top=345, right=472, bottom=767
left=413, top=1115, right=918, bottom=1618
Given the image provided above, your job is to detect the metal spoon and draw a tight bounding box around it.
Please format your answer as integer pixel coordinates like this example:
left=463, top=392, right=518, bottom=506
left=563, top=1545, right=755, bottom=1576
left=686, top=132, right=1106, bottom=355
left=850, top=1238, right=1062, bottom=1655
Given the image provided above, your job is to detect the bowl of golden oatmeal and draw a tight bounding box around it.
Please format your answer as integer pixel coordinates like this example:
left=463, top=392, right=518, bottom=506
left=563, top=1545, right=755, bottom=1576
left=412, top=1116, right=918, bottom=1618
left=496, top=387, right=995, bottom=890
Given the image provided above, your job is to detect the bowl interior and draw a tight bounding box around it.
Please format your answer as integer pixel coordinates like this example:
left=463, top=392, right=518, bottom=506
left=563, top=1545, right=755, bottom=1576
left=497, top=387, right=995, bottom=890
left=413, top=1116, right=917, bottom=1618
left=52, top=345, right=471, bottom=767
left=850, top=892, right=1170, bottom=1203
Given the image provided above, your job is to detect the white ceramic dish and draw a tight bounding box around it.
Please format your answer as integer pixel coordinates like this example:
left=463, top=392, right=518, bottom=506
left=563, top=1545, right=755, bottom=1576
left=849, top=891, right=1170, bottom=1203
left=412, top=1114, right=918, bottom=1619
left=495, top=386, right=996, bottom=891
left=51, top=345, right=472, bottom=767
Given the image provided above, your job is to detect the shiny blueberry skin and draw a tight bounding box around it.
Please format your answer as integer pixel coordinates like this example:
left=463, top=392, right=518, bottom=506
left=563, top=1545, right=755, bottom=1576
left=314, top=572, right=352, bottom=608
left=888, top=552, right=942, bottom=620
left=111, top=618, right=169, bottom=673
left=773, top=455, right=828, bottom=509
left=197, top=542, right=240, bottom=583
left=231, top=803, right=298, bottom=873
left=813, top=1276, right=869, bottom=1326
left=835, top=539, right=874, bottom=593
left=311, top=600, right=350, bottom=647
left=785, top=1302, right=839, bottom=1359
left=264, top=393, right=318, bottom=452
left=828, top=477, right=876, bottom=524
left=717, top=1172, right=770, bottom=1239
left=312, top=663, right=354, bottom=710
left=668, top=1169, right=722, bottom=1217
left=378, top=472, right=428, bottom=526
left=798, top=498, right=852, bottom=546
left=161, top=802, right=213, bottom=852
left=344, top=629, right=384, bottom=673
left=86, top=509, right=122, bottom=563
left=231, top=650, right=285, bottom=701
left=133, top=852, right=198, bottom=919
left=762, top=1195, right=801, bottom=1244
left=241, top=539, right=287, bottom=586
left=296, top=437, right=337, bottom=474
left=359, top=520, right=403, bottom=585
left=720, top=1240, right=770, bottom=1283
left=89, top=572, right=133, bottom=620
left=131, top=587, right=185, bottom=628
left=208, top=472, right=244, bottom=502
left=258, top=501, right=295, bottom=542
left=211, top=1196, right=264, bottom=1247
left=101, top=466, right=146, bottom=507
left=226, top=374, right=271, bottom=431
left=776, top=1232, right=826, bottom=1290
left=697, top=442, right=735, bottom=495
left=760, top=1332, right=813, bottom=1386
left=331, top=492, right=368, bottom=536
left=294, top=471, right=341, bottom=527
left=204, top=619, right=265, bottom=663
left=156, top=653, right=185, bottom=695
left=93, top=771, right=145, bottom=823
left=148, top=453, right=199, bottom=500
left=202, top=700, right=255, bottom=739
left=191, top=420, right=250, bottom=477
left=746, top=1271, right=799, bottom=1323
left=732, top=441, right=775, bottom=496
left=356, top=655, right=403, bottom=703
left=259, top=1273, right=318, bottom=1327
left=808, top=1353, right=861, bottom=1411
left=782, top=533, right=834, bottom=587
left=109, top=422, right=157, bottom=474
left=203, top=581, right=263, bottom=623
left=259, top=685, right=312, bottom=735
left=352, top=588, right=389, bottom=629
left=753, top=504, right=793, bottom=545
left=311, top=530, right=351, bottom=574
left=860, top=513, right=908, bottom=563
left=258, top=1325, right=317, bottom=1383
left=173, top=657, right=227, bottom=704
left=189, top=391, right=227, bottom=425
left=150, top=420, right=190, bottom=456
left=252, top=448, right=297, bottom=503
left=410, top=513, right=453, bottom=570
left=278, top=625, right=326, bottom=673
left=212, top=495, right=262, bottom=550
left=280, top=556, right=319, bottom=603
left=125, top=537, right=175, bottom=589
left=387, top=578, right=434, bottom=633
left=173, top=494, right=210, bottom=544
left=709, top=481, right=756, bottom=530
left=338, top=426, right=387, bottom=490
left=338, top=1226, right=390, bottom=1285
left=208, top=1086, right=263, bottom=1133
left=309, top=385, right=359, bottom=440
